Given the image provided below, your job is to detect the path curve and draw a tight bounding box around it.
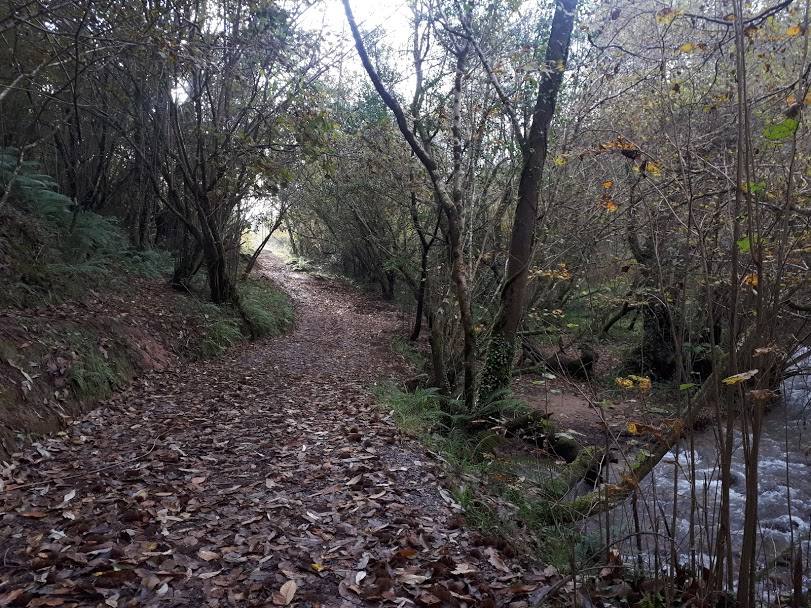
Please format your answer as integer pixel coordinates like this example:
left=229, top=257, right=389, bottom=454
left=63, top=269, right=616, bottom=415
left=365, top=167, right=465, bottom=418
left=0, top=257, right=528, bottom=607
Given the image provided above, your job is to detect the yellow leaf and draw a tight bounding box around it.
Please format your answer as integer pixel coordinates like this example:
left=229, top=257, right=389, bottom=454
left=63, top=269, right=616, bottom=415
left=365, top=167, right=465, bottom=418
left=602, top=179, right=614, bottom=189
left=628, top=375, right=652, bottom=390
left=311, top=562, right=326, bottom=572
left=603, top=199, right=619, bottom=212
left=678, top=42, right=695, bottom=53
left=627, top=421, right=638, bottom=434
left=786, top=24, right=803, bottom=37
left=615, top=377, right=633, bottom=389
left=721, top=369, right=759, bottom=385
left=553, top=154, right=567, bottom=167
left=644, top=161, right=662, bottom=176
left=742, top=273, right=758, bottom=287
left=656, top=8, right=682, bottom=24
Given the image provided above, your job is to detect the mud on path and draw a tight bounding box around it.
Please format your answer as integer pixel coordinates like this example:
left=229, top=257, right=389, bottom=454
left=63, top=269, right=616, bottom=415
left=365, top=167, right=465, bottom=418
left=0, top=257, right=538, bottom=607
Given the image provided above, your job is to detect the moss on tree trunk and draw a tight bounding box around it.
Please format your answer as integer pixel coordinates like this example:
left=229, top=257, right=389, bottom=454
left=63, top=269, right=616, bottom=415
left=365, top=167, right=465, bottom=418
left=479, top=335, right=516, bottom=398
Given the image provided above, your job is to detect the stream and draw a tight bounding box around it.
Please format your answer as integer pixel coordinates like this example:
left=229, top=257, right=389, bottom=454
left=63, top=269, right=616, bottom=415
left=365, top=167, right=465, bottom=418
left=595, top=362, right=811, bottom=594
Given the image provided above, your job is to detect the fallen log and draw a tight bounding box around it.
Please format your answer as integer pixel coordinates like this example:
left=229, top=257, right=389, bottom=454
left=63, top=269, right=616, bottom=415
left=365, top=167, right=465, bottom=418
left=540, top=351, right=779, bottom=524
left=520, top=336, right=599, bottom=380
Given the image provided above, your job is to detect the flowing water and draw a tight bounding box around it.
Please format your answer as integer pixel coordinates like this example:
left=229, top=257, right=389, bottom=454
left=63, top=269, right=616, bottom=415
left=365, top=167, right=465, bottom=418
left=591, top=362, right=811, bottom=595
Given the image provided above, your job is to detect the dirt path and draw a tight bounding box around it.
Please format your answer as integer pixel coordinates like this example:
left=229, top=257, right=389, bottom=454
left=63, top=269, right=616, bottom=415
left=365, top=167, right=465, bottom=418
left=0, top=258, right=537, bottom=607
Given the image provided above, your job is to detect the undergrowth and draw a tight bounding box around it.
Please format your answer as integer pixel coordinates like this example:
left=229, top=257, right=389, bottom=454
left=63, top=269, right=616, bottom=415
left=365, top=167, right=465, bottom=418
left=391, top=335, right=426, bottom=370
left=378, top=383, right=600, bottom=571
left=179, top=278, right=293, bottom=359
left=0, top=148, right=174, bottom=308
left=194, top=303, right=244, bottom=359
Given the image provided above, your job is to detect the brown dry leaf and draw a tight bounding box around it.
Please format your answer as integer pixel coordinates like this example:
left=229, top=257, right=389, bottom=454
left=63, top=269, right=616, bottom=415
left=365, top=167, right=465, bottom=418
left=197, top=549, right=219, bottom=561
left=398, top=572, right=431, bottom=585
left=485, top=547, right=511, bottom=573
left=27, top=598, right=66, bottom=607
left=0, top=589, right=25, bottom=606
left=198, top=570, right=223, bottom=579
left=451, top=563, right=478, bottom=575
left=753, top=345, right=779, bottom=357
left=417, top=592, right=442, bottom=605
left=272, top=580, right=297, bottom=606
left=748, top=389, right=777, bottom=401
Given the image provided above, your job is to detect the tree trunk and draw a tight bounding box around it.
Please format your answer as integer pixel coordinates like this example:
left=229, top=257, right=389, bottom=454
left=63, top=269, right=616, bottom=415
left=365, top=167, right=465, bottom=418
left=287, top=221, right=299, bottom=256
left=171, top=227, right=202, bottom=290
left=641, top=299, right=677, bottom=379
left=428, top=310, right=450, bottom=393
left=480, top=0, right=578, bottom=396
left=196, top=199, right=236, bottom=305
left=411, top=251, right=428, bottom=341
left=343, top=0, right=476, bottom=408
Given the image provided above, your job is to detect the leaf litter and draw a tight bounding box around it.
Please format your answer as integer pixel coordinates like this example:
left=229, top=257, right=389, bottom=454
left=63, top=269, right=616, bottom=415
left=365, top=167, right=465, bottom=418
left=0, top=257, right=561, bottom=607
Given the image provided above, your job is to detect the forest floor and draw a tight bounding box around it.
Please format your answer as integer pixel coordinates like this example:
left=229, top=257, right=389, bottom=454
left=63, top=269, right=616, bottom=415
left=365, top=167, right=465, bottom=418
left=0, top=256, right=561, bottom=608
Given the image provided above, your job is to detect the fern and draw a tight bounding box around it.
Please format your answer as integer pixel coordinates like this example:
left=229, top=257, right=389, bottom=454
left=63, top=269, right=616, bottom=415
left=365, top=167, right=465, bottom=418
left=1, top=147, right=171, bottom=306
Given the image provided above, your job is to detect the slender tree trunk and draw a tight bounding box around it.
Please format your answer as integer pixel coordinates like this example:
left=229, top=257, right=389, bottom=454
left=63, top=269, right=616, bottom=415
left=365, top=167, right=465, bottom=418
left=428, top=309, right=449, bottom=393
left=480, top=0, right=578, bottom=395
left=287, top=221, right=299, bottom=256
left=343, top=0, right=476, bottom=408
left=411, top=250, right=428, bottom=341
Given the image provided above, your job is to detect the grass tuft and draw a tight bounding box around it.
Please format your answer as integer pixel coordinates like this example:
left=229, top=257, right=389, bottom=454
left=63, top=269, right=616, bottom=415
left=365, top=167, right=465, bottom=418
left=68, top=347, right=127, bottom=400
left=239, top=279, right=293, bottom=338
left=198, top=315, right=243, bottom=358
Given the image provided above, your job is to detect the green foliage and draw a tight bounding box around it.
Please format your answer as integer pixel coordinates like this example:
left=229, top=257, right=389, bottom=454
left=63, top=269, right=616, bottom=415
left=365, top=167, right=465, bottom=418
left=199, top=319, right=243, bottom=358
left=639, top=593, right=667, bottom=608
left=390, top=335, right=426, bottom=369
left=286, top=257, right=316, bottom=273
left=763, top=117, right=798, bottom=141
left=380, top=377, right=605, bottom=567
left=382, top=386, right=447, bottom=437
left=181, top=277, right=292, bottom=358
left=453, top=486, right=504, bottom=535
left=238, top=279, right=293, bottom=338
left=120, top=249, right=174, bottom=278
left=382, top=385, right=529, bottom=437
left=440, top=388, right=529, bottom=431
left=0, top=148, right=173, bottom=307
left=479, top=336, right=517, bottom=398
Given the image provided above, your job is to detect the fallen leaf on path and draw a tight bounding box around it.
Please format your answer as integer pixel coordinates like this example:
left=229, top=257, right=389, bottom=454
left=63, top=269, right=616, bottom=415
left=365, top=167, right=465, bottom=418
left=272, top=580, right=297, bottom=605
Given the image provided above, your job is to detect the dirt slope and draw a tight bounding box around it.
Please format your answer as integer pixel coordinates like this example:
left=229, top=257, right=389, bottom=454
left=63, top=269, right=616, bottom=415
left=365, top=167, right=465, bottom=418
left=0, top=257, right=545, bottom=607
